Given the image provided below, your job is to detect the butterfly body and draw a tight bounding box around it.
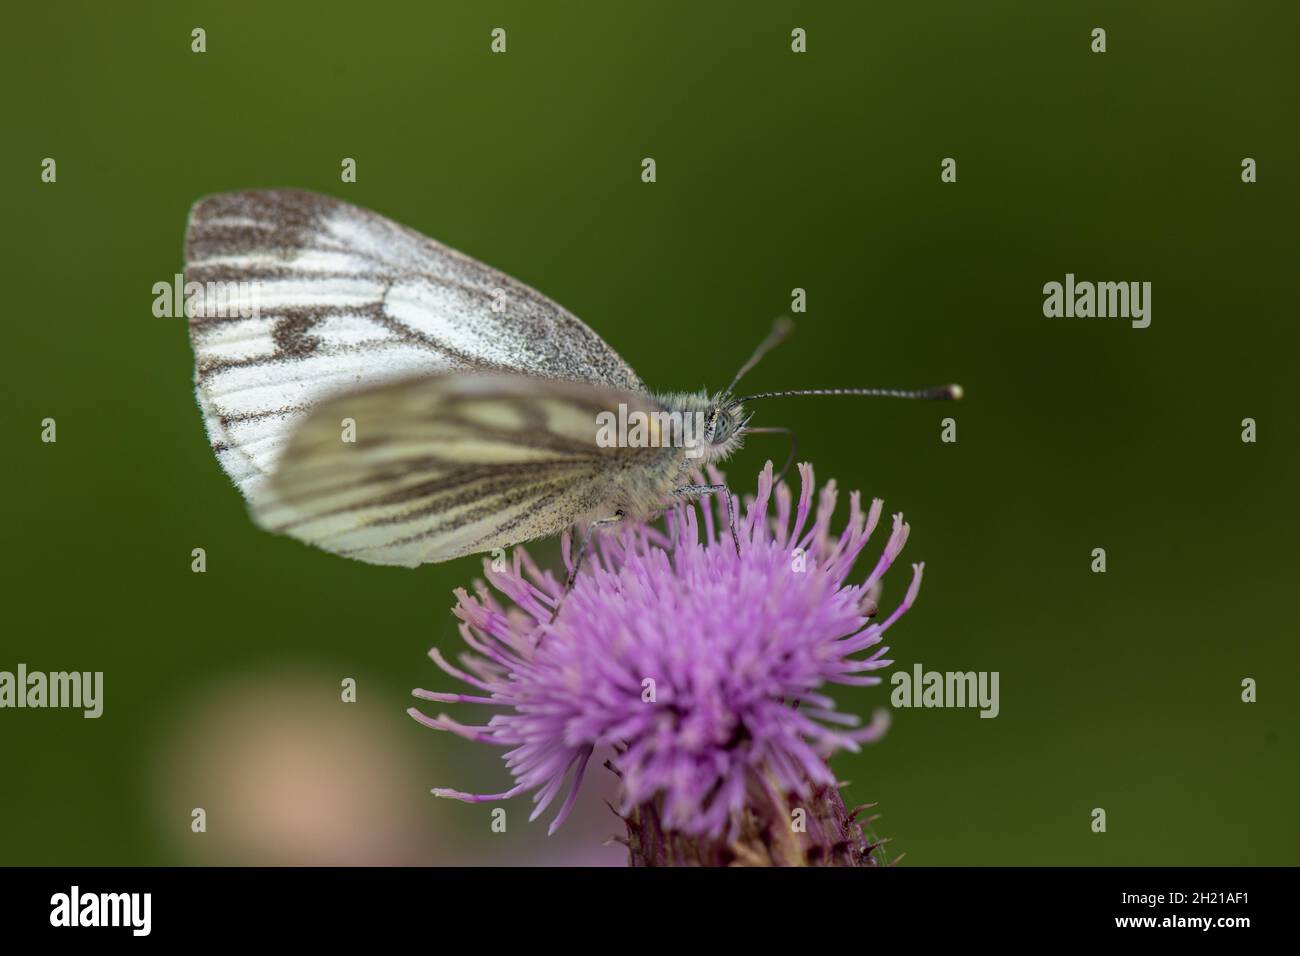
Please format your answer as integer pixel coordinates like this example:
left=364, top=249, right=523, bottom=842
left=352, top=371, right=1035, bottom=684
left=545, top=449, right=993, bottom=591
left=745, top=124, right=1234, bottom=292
left=185, top=190, right=954, bottom=568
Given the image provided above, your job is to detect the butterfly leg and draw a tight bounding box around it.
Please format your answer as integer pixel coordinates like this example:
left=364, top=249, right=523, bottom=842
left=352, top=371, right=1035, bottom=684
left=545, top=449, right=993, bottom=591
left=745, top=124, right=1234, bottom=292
left=675, top=483, right=741, bottom=556
left=547, top=511, right=625, bottom=625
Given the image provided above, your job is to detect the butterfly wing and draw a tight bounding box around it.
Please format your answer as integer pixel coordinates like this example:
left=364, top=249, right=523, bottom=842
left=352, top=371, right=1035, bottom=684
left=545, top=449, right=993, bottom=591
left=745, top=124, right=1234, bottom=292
left=184, top=189, right=644, bottom=506
left=253, top=372, right=670, bottom=567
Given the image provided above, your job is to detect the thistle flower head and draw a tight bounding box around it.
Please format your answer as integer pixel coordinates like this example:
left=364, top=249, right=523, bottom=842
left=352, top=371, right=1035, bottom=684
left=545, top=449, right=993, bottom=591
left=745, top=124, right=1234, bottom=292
left=410, top=462, right=923, bottom=840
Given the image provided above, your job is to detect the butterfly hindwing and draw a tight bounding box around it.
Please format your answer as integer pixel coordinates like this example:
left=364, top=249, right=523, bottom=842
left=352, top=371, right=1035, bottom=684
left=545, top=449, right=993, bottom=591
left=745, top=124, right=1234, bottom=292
left=253, top=372, right=671, bottom=567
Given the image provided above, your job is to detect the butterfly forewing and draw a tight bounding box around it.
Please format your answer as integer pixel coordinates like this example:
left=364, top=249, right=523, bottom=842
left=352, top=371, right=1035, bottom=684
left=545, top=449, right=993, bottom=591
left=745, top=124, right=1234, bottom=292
left=253, top=373, right=669, bottom=567
left=184, top=190, right=645, bottom=509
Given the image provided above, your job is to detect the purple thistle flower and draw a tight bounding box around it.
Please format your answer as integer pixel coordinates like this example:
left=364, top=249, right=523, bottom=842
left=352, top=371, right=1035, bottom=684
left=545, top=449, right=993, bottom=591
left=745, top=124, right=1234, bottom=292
left=409, top=461, right=923, bottom=843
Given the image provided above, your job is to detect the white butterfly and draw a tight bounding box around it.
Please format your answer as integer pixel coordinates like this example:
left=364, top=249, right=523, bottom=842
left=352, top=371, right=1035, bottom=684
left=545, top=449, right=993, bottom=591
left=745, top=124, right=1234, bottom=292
left=185, top=190, right=959, bottom=569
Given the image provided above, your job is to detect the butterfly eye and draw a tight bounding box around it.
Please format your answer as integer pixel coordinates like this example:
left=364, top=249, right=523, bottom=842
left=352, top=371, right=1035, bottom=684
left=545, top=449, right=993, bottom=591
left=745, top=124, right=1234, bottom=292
left=711, top=413, right=733, bottom=443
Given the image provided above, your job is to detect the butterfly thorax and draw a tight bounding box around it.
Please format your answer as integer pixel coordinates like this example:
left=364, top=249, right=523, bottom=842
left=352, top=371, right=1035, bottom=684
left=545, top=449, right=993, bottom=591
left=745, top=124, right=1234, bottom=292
left=576, top=389, right=742, bottom=528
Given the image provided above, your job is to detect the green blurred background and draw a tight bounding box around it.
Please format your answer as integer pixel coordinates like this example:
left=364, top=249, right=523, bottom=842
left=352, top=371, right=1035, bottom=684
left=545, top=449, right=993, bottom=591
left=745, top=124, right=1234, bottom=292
left=2, top=1, right=1296, bottom=866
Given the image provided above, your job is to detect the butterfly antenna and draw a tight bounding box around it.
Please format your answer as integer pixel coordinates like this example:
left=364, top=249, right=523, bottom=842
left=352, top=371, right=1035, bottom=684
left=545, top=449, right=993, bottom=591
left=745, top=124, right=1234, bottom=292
left=725, top=317, right=795, bottom=396
left=733, top=384, right=963, bottom=404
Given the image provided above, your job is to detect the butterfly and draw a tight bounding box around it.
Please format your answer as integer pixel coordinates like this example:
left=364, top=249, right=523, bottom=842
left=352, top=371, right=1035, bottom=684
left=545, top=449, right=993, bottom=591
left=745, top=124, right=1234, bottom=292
left=184, top=190, right=960, bottom=572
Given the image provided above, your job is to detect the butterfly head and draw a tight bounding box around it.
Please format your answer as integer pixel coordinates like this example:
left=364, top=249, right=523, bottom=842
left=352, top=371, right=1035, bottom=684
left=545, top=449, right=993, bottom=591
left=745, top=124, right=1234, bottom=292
left=660, top=318, right=961, bottom=471
left=700, top=398, right=751, bottom=462
left=649, top=390, right=750, bottom=464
